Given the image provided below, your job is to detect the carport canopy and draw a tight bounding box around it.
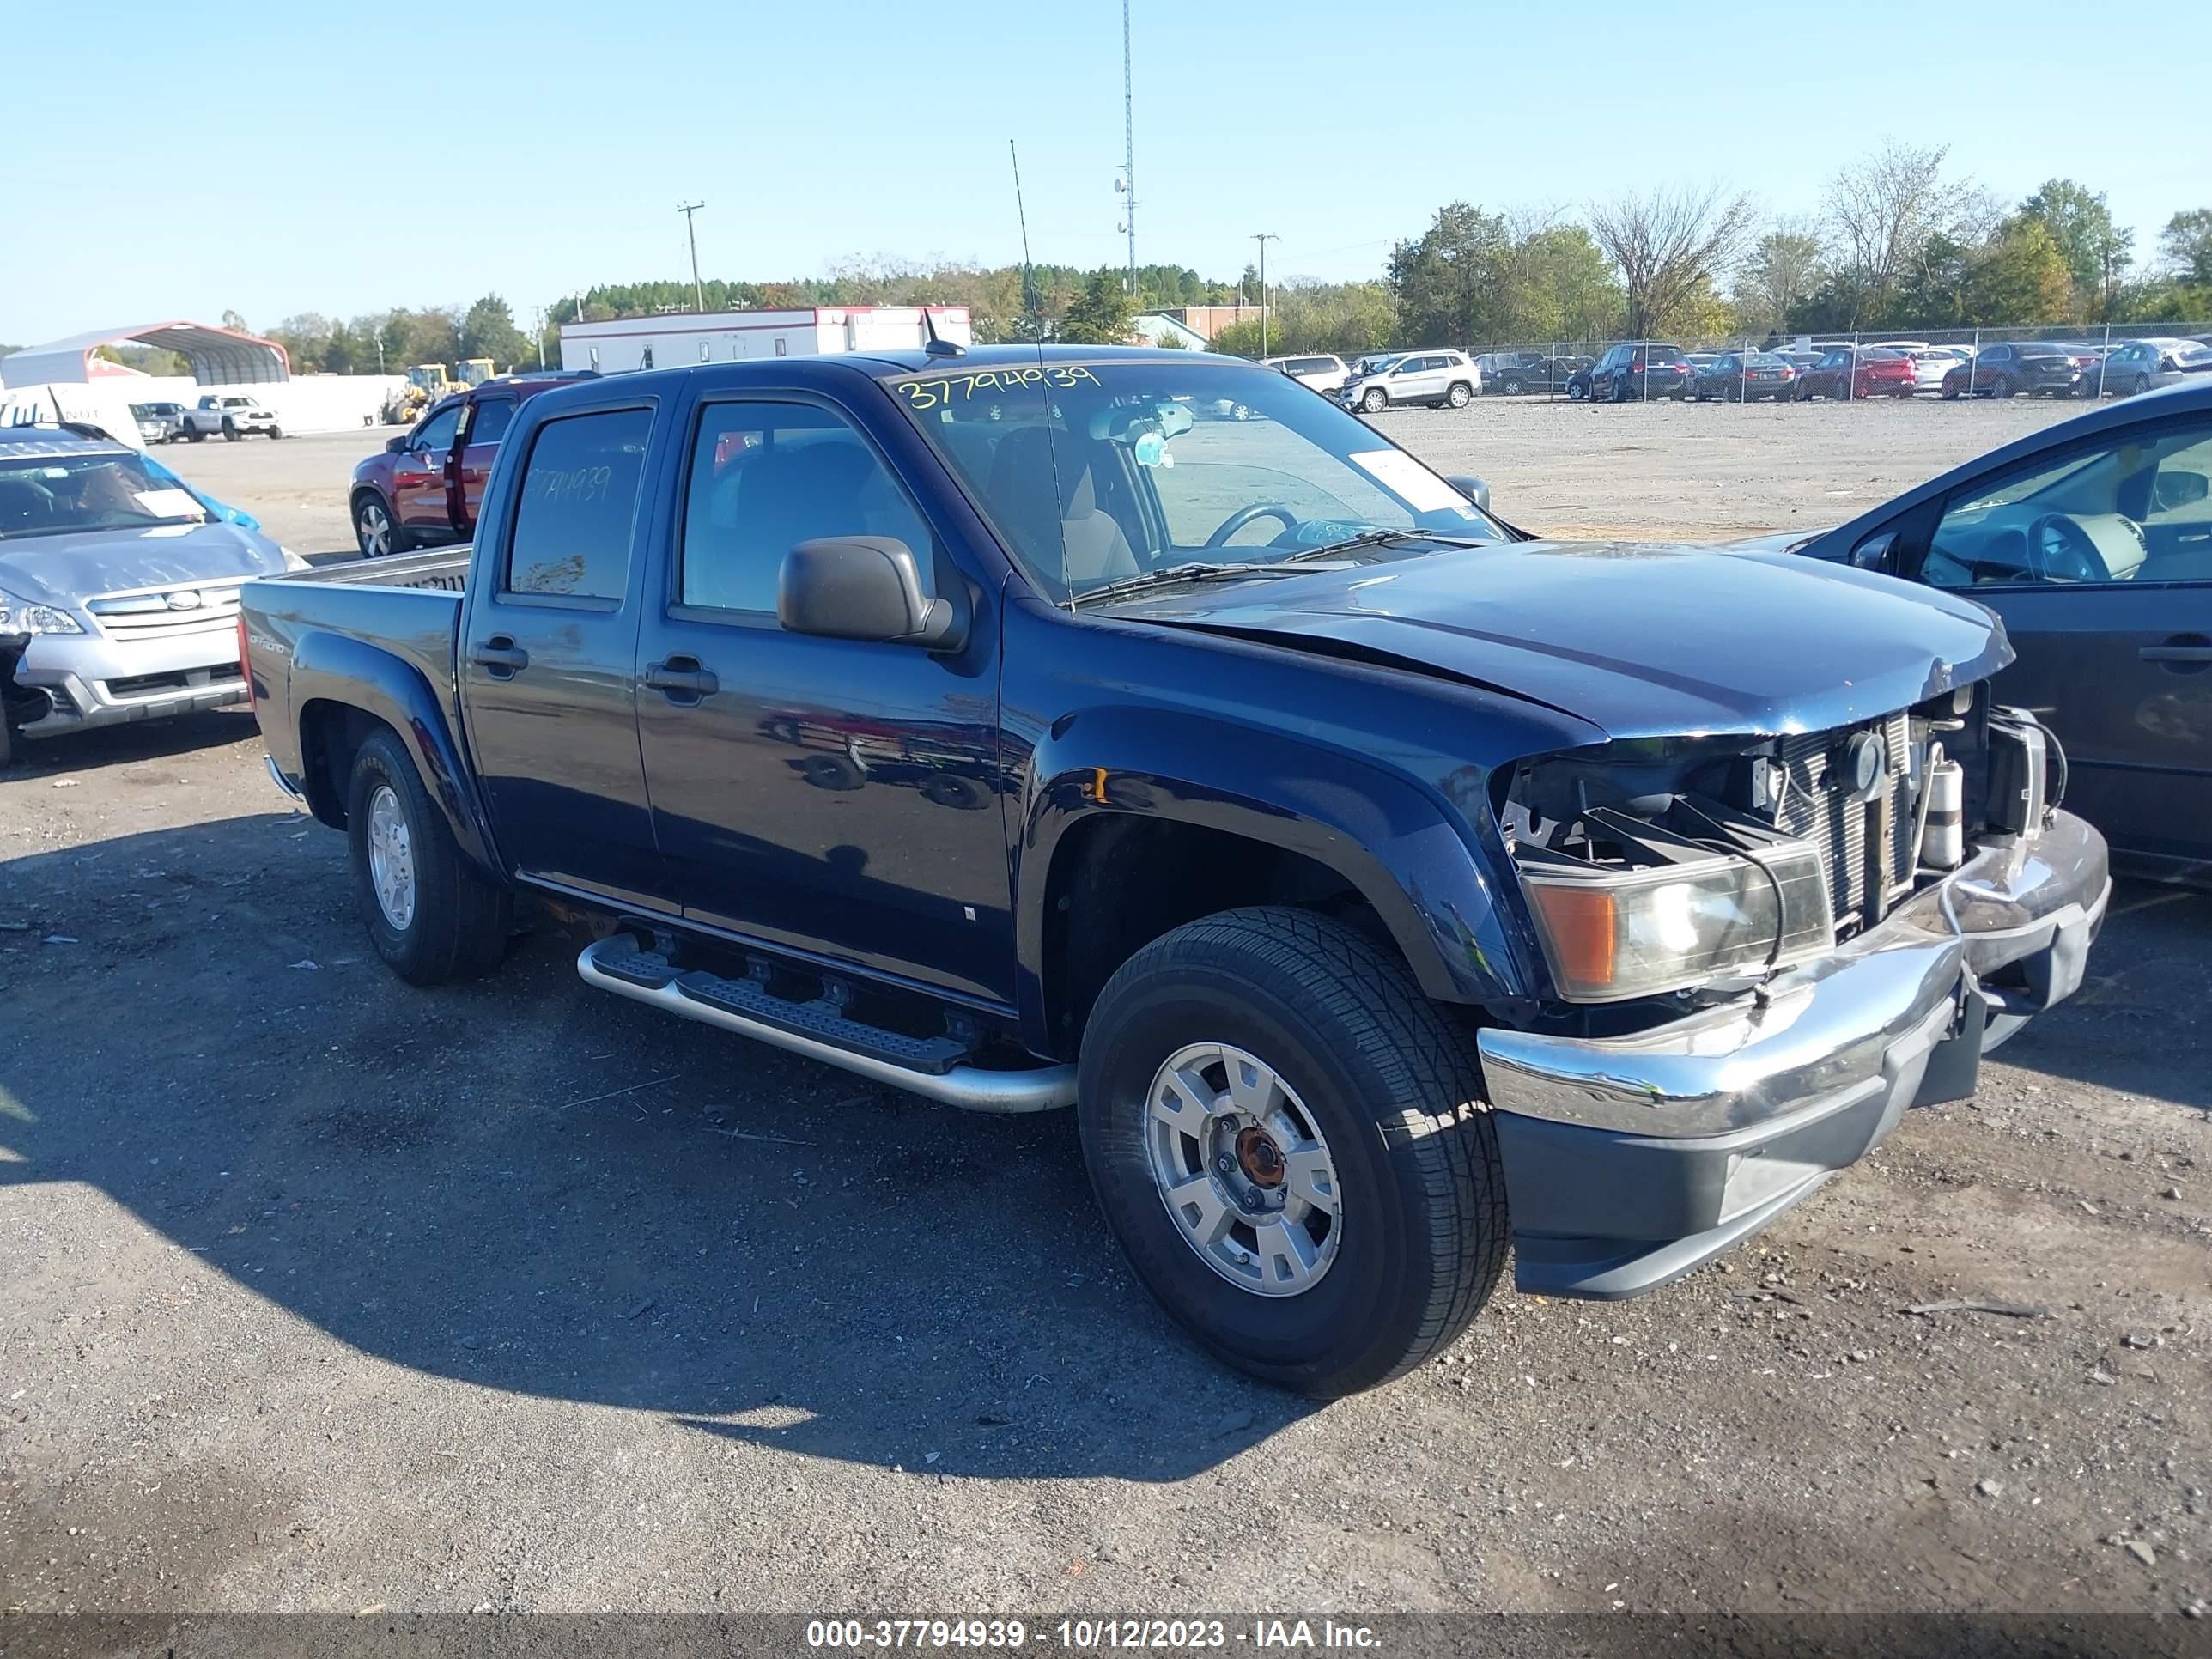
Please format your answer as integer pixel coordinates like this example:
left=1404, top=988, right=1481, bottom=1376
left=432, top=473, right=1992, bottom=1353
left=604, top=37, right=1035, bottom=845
left=0, top=320, right=292, bottom=387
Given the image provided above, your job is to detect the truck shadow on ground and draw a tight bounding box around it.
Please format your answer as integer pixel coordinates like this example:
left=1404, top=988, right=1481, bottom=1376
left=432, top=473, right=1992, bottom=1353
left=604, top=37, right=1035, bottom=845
left=0, top=814, right=1312, bottom=1484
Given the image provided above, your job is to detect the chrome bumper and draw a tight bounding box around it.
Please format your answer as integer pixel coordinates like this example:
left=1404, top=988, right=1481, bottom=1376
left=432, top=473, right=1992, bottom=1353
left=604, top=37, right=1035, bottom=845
left=1478, top=810, right=2109, bottom=1298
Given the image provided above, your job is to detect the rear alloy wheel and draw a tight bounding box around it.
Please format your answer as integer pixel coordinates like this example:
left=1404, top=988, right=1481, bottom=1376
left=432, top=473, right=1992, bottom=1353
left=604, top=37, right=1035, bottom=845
left=347, top=728, right=512, bottom=985
left=1361, top=387, right=1388, bottom=414
left=1077, top=906, right=1507, bottom=1396
left=1445, top=381, right=1472, bottom=409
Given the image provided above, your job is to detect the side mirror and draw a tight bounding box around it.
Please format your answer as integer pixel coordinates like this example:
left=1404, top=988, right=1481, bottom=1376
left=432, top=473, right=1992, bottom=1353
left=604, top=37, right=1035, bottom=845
left=386, top=434, right=407, bottom=453
left=1849, top=530, right=1899, bottom=571
left=1443, top=473, right=1492, bottom=512
left=778, top=537, right=966, bottom=651
left=2154, top=470, right=2209, bottom=511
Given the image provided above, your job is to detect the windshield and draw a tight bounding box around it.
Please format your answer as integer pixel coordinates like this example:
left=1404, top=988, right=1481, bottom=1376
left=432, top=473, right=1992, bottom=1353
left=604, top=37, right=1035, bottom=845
left=885, top=361, right=1506, bottom=599
left=0, top=451, right=210, bottom=540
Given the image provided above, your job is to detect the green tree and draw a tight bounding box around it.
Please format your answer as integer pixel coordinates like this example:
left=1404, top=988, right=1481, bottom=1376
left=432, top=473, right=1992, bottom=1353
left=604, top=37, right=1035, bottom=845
left=459, top=295, right=531, bottom=371
left=1497, top=225, right=1623, bottom=343
left=1733, top=228, right=1827, bottom=336
left=2160, top=209, right=2212, bottom=285
left=2017, top=179, right=2131, bottom=313
left=1964, top=218, right=2075, bottom=325
left=1057, top=271, right=1139, bottom=343
left=219, top=308, right=252, bottom=335
left=1389, top=203, right=1516, bottom=349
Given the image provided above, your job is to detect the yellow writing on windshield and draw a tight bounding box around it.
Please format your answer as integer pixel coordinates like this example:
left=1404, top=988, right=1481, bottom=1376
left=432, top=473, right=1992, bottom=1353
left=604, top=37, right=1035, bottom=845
left=896, top=366, right=1102, bottom=410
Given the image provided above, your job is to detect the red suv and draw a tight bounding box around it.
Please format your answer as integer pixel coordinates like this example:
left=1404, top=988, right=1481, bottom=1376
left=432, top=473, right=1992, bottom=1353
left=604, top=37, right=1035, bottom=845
left=349, top=374, right=590, bottom=557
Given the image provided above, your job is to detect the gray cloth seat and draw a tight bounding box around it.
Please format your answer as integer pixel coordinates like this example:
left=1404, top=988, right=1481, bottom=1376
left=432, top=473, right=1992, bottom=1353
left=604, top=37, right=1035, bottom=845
left=984, top=427, right=1140, bottom=584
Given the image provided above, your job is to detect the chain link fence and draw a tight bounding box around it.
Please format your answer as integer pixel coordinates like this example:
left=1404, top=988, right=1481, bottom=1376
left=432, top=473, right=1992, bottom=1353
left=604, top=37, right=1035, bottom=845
left=1460, top=320, right=2212, bottom=404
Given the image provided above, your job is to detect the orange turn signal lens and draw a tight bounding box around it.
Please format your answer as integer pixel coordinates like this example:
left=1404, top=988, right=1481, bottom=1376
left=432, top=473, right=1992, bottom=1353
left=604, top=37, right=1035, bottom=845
left=1524, top=882, right=1616, bottom=994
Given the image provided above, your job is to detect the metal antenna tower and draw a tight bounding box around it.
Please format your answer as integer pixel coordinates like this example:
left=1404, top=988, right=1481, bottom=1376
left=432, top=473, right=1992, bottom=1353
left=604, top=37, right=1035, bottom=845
left=1120, top=0, right=1136, bottom=293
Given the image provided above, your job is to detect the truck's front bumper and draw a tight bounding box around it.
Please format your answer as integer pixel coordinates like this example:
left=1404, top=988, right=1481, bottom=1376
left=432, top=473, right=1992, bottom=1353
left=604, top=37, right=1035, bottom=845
left=1477, top=810, right=2110, bottom=1298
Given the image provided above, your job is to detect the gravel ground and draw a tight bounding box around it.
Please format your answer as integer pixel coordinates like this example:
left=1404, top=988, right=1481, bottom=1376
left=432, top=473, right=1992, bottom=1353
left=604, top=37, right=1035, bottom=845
left=3, top=398, right=2207, bottom=1620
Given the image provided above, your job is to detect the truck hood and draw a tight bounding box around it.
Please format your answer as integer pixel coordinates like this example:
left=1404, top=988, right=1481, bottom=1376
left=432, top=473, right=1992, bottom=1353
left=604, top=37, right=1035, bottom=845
left=1108, top=539, right=2010, bottom=739
left=0, top=520, right=285, bottom=607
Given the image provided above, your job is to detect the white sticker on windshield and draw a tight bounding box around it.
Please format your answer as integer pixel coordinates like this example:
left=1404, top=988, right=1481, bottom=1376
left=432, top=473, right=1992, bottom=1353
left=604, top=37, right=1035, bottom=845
left=134, top=489, right=206, bottom=520
left=1348, top=450, right=1475, bottom=516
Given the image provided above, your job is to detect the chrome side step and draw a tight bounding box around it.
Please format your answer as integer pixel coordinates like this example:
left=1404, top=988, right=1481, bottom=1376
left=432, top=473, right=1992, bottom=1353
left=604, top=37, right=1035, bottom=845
left=576, top=937, right=1075, bottom=1114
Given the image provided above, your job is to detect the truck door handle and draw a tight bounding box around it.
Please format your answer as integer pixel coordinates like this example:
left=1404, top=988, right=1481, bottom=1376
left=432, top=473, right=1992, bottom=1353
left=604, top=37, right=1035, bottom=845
left=644, top=657, right=719, bottom=701
left=470, top=637, right=530, bottom=676
left=2141, top=635, right=2212, bottom=670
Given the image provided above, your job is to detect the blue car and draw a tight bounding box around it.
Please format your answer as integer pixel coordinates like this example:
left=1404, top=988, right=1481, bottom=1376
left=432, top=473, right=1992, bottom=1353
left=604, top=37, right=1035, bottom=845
left=1789, top=380, right=2212, bottom=883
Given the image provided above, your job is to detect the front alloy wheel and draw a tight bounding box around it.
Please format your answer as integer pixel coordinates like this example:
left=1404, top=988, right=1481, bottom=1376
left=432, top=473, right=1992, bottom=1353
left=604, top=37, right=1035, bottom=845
left=1077, top=906, right=1507, bottom=1396
left=355, top=496, right=395, bottom=558
left=1145, top=1042, right=1340, bottom=1296
left=1361, top=387, right=1388, bottom=414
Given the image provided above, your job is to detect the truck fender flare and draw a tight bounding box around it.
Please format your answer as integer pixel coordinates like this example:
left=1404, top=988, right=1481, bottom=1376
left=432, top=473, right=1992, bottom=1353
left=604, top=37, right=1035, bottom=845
left=289, top=630, right=501, bottom=878
left=1015, top=708, right=1537, bottom=1020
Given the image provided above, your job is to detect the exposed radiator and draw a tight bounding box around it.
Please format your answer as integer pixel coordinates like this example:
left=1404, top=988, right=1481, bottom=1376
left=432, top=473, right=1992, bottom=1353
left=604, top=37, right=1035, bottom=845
left=1775, top=712, right=1917, bottom=935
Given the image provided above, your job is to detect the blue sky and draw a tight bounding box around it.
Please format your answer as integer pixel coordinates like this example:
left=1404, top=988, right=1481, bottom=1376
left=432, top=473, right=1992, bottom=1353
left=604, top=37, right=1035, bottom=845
left=5, top=0, right=2201, bottom=343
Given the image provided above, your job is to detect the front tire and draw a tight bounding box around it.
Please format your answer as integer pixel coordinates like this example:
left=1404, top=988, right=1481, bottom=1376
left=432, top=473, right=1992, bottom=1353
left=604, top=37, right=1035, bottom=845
left=1500, top=376, right=1525, bottom=396
left=347, top=728, right=513, bottom=986
left=1076, top=907, right=1507, bottom=1397
left=1361, top=387, right=1388, bottom=414
left=222, top=421, right=240, bottom=441
left=1993, top=374, right=2017, bottom=398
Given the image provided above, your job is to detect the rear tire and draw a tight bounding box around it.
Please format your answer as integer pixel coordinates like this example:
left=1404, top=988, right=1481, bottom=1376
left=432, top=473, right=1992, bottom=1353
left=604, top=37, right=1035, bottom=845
left=1445, top=381, right=1472, bottom=409
left=347, top=728, right=513, bottom=986
left=1076, top=906, right=1507, bottom=1397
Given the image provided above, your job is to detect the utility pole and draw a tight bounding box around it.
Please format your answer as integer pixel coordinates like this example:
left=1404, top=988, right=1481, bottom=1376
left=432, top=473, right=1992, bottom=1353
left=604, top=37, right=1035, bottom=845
left=1253, top=232, right=1279, bottom=356
left=677, top=200, right=706, bottom=313
left=1121, top=0, right=1137, bottom=295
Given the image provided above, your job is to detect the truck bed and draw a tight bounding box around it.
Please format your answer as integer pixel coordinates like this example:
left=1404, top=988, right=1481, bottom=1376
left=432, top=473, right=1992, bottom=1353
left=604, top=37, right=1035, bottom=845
left=282, top=548, right=471, bottom=592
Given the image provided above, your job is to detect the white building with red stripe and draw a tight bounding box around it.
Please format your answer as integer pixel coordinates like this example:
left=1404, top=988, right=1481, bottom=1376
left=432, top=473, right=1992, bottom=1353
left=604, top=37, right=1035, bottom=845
left=558, top=305, right=973, bottom=374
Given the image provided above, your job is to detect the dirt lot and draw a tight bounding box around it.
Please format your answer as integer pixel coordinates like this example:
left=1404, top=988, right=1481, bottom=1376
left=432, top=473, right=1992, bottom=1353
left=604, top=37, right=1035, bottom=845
left=3, top=400, right=2208, bottom=1620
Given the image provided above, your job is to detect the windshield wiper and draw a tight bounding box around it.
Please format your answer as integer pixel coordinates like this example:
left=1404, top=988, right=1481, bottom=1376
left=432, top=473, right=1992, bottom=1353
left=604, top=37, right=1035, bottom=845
left=1073, top=560, right=1322, bottom=606
left=1282, top=527, right=1496, bottom=562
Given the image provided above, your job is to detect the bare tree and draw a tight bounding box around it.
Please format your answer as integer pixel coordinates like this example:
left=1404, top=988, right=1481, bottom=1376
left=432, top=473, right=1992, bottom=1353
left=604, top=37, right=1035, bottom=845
left=1588, top=183, right=1757, bottom=338
left=1823, top=142, right=1979, bottom=325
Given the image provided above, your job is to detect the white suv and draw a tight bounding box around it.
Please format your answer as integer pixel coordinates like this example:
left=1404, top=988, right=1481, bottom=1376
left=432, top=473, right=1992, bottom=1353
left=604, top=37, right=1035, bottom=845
left=1340, top=350, right=1480, bottom=412
left=1262, top=354, right=1349, bottom=396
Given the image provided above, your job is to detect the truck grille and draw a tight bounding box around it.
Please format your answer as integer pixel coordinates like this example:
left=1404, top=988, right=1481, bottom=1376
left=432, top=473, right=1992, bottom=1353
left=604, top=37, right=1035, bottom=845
left=86, top=585, right=243, bottom=641
left=1775, top=713, right=1916, bottom=934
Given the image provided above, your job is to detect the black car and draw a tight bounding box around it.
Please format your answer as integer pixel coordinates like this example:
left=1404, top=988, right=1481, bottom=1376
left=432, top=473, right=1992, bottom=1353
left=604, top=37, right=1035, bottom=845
left=1689, top=351, right=1802, bottom=402
left=1583, top=342, right=1692, bottom=402
left=1940, top=343, right=2087, bottom=400
left=1487, top=353, right=1592, bottom=395
left=1793, top=379, right=2212, bottom=881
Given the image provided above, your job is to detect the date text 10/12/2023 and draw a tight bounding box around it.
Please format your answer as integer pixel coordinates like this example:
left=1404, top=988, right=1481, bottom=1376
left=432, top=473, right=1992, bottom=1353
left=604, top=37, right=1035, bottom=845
left=805, top=1620, right=1382, bottom=1650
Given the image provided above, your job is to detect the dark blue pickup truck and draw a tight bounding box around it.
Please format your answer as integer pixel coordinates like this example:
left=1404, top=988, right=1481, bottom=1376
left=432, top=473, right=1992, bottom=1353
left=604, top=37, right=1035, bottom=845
left=241, top=346, right=2109, bottom=1396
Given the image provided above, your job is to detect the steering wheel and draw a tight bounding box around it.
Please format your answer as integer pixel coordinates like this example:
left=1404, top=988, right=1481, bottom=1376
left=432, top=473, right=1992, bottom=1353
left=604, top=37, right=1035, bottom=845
left=2027, top=513, right=2112, bottom=583
left=1204, top=502, right=1303, bottom=549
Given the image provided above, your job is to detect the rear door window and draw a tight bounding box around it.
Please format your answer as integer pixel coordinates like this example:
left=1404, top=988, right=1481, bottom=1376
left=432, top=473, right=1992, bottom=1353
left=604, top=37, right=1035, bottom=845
left=504, top=408, right=652, bottom=601
left=467, top=398, right=516, bottom=447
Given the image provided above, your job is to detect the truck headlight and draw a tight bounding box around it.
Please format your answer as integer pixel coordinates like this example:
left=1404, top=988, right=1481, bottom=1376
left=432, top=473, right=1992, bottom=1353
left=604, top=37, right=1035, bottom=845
left=1518, top=839, right=1833, bottom=1003
left=0, top=589, right=85, bottom=636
